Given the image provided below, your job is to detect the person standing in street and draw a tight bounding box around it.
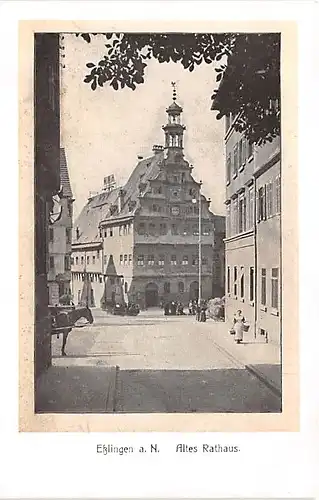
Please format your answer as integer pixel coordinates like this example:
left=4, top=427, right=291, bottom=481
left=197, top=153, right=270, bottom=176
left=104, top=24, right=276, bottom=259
left=233, top=309, right=245, bottom=344
left=196, top=302, right=201, bottom=321
left=164, top=302, right=170, bottom=316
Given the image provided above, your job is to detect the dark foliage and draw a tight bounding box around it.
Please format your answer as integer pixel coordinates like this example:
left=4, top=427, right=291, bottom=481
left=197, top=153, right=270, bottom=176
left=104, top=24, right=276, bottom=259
left=75, top=32, right=280, bottom=145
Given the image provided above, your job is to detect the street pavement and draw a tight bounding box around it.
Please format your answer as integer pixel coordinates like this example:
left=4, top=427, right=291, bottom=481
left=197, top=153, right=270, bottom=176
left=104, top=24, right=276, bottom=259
left=49, top=308, right=281, bottom=413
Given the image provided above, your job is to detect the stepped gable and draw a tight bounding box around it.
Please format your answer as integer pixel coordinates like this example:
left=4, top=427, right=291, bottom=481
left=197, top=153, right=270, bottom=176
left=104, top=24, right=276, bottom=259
left=60, top=148, right=73, bottom=198
left=73, top=187, right=120, bottom=244
left=105, top=152, right=164, bottom=219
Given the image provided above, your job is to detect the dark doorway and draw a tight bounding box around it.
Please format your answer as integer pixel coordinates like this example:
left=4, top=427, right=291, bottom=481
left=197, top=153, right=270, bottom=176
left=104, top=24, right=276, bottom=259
left=189, top=281, right=199, bottom=301
left=145, top=282, right=159, bottom=307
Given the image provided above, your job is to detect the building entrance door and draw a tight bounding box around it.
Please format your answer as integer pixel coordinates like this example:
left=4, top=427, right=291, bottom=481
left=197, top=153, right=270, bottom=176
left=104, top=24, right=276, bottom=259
left=145, top=282, right=159, bottom=307
left=189, top=281, right=199, bottom=301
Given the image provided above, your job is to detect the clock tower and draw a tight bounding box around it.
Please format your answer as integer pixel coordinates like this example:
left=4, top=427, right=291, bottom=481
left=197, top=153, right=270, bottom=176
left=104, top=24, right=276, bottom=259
left=162, top=82, right=186, bottom=164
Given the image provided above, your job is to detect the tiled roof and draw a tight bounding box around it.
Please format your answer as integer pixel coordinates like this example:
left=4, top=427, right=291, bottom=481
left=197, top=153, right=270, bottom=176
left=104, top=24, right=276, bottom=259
left=60, top=148, right=73, bottom=198
left=115, top=153, right=163, bottom=217
left=73, top=151, right=163, bottom=244
left=73, top=187, right=120, bottom=244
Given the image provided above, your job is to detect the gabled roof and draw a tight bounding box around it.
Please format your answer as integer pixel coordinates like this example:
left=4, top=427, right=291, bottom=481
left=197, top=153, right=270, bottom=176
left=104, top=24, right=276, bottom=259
left=101, top=152, right=164, bottom=222
left=73, top=153, right=165, bottom=244
left=73, top=187, right=120, bottom=244
left=60, top=148, right=73, bottom=198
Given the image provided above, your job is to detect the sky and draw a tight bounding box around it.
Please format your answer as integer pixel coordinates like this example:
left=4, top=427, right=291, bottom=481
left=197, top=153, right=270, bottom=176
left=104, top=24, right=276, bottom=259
left=61, top=34, right=226, bottom=220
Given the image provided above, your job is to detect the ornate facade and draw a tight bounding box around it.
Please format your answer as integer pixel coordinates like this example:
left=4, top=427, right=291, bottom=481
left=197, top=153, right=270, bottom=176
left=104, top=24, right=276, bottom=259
left=72, top=93, right=224, bottom=308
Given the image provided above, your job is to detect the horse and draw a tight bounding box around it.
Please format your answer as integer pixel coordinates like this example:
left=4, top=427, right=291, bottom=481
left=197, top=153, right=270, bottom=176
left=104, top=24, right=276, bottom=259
left=52, top=306, right=94, bottom=356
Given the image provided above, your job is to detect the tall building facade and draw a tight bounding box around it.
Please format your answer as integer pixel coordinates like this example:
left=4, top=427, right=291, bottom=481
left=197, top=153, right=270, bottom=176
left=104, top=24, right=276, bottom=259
left=212, top=215, right=226, bottom=298
left=47, top=148, right=74, bottom=305
left=34, top=33, right=61, bottom=376
left=71, top=178, right=123, bottom=307
left=72, top=94, right=225, bottom=308
left=211, top=108, right=281, bottom=345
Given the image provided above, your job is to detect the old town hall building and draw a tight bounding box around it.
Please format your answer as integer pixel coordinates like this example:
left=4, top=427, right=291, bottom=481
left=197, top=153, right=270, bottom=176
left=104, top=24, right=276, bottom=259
left=72, top=92, right=224, bottom=309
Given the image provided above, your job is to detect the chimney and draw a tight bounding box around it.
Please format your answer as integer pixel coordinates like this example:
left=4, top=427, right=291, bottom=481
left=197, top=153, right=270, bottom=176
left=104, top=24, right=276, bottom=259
left=103, top=174, right=116, bottom=192
left=88, top=190, right=98, bottom=201
left=152, top=144, right=164, bottom=155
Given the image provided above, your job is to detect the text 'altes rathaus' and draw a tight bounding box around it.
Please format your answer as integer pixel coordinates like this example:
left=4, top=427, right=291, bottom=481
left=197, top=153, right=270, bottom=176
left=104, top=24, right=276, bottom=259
left=71, top=91, right=225, bottom=310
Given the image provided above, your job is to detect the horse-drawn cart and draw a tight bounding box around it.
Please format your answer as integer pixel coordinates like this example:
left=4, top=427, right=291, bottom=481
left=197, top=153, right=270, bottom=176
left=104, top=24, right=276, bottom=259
left=49, top=305, right=94, bottom=356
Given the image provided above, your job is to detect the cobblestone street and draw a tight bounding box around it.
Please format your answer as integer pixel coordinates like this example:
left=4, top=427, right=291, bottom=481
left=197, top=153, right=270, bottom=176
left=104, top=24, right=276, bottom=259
left=50, top=308, right=281, bottom=413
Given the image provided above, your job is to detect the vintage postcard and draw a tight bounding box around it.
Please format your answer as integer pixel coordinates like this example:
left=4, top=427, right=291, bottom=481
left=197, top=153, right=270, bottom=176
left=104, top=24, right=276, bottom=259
left=19, top=19, right=298, bottom=432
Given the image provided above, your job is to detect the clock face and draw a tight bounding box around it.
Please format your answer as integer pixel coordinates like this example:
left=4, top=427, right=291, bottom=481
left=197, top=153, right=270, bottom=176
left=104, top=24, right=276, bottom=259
left=171, top=186, right=181, bottom=199
left=171, top=206, right=180, bottom=216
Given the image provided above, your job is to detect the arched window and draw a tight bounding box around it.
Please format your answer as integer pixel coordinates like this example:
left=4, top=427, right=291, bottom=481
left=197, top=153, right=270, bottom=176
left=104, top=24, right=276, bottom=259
left=164, top=282, right=170, bottom=293
left=178, top=282, right=184, bottom=293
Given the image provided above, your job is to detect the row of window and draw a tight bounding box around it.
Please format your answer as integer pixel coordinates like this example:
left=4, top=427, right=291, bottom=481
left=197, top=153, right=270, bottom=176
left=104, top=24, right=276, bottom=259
left=226, top=137, right=253, bottom=182
left=119, top=254, right=133, bottom=265
left=226, top=266, right=279, bottom=310
left=137, top=222, right=211, bottom=236
left=100, top=223, right=133, bottom=239
left=97, top=213, right=210, bottom=240
left=49, top=227, right=72, bottom=244
left=257, top=176, right=281, bottom=222
left=72, top=272, right=121, bottom=286
left=49, top=255, right=71, bottom=271
left=136, top=254, right=208, bottom=267
left=226, top=176, right=281, bottom=237
left=73, top=272, right=104, bottom=284
left=73, top=250, right=101, bottom=266
left=153, top=184, right=195, bottom=196
left=72, top=273, right=187, bottom=295
left=226, top=186, right=254, bottom=237
left=147, top=203, right=199, bottom=214
left=167, top=135, right=183, bottom=148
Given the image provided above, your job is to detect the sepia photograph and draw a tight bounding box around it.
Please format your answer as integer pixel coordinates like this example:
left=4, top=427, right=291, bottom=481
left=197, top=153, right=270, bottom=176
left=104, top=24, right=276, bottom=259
left=18, top=20, right=298, bottom=430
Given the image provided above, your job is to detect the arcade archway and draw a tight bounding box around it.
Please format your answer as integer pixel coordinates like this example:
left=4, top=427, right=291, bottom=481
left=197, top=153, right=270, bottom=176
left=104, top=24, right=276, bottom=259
left=145, top=282, right=159, bottom=307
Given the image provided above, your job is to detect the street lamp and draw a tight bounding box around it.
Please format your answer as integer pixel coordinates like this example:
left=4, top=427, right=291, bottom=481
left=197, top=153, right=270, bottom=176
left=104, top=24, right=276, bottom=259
left=192, top=180, right=202, bottom=306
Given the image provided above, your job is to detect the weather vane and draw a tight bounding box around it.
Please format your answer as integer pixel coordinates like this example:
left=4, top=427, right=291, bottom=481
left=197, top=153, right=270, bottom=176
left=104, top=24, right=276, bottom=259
left=171, top=81, right=177, bottom=101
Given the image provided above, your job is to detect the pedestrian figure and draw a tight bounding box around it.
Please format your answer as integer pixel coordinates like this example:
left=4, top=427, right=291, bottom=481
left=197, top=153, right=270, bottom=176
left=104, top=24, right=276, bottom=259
left=170, top=301, right=177, bottom=315
left=164, top=302, right=170, bottom=316
left=233, top=309, right=245, bottom=344
left=177, top=302, right=184, bottom=315
left=196, top=303, right=201, bottom=321
left=191, top=300, right=197, bottom=316
left=188, top=301, right=193, bottom=315
left=200, top=303, right=207, bottom=322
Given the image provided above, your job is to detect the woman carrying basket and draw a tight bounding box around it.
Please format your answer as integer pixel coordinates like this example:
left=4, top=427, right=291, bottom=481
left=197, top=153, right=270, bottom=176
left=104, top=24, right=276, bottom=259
left=233, top=309, right=246, bottom=344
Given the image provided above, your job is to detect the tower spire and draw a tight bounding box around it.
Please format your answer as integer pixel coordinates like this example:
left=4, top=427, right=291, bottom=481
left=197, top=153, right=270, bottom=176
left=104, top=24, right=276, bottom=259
left=171, top=81, right=177, bottom=101
left=162, top=84, right=186, bottom=155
